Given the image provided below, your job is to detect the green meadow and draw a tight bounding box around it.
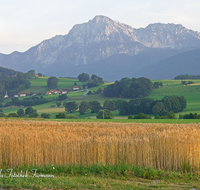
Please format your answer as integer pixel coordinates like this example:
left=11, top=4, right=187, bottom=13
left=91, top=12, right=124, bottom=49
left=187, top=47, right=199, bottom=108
left=2, top=77, right=200, bottom=122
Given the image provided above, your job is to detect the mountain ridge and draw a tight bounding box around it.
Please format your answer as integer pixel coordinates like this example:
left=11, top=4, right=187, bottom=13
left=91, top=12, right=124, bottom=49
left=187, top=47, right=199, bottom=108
left=0, top=15, right=200, bottom=79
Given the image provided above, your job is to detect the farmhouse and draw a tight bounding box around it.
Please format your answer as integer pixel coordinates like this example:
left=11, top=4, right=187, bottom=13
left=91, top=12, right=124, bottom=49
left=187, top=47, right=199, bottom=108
left=13, top=94, right=19, bottom=97
left=50, top=89, right=61, bottom=94
left=73, top=86, right=80, bottom=90
left=61, top=90, right=67, bottom=94
left=45, top=91, right=52, bottom=95
left=20, top=92, right=26, bottom=97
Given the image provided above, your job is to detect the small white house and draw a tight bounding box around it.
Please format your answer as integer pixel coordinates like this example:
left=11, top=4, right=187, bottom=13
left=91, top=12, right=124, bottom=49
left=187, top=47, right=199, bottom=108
left=20, top=92, right=26, bottom=97
left=61, top=90, right=67, bottom=94
left=13, top=94, right=19, bottom=97
left=73, top=86, right=80, bottom=90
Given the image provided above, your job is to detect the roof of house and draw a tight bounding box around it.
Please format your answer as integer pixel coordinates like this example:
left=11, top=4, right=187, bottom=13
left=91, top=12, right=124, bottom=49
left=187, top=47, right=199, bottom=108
left=20, top=91, right=26, bottom=94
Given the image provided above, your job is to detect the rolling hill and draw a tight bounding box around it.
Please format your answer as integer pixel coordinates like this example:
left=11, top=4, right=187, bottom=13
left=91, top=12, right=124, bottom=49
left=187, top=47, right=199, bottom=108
left=132, top=48, right=200, bottom=79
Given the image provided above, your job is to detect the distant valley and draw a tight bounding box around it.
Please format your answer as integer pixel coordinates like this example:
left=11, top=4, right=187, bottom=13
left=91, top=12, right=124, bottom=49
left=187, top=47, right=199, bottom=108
left=0, top=15, right=200, bottom=81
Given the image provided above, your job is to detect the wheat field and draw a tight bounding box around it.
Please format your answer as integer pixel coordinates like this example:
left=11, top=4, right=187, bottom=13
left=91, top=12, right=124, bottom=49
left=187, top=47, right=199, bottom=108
left=0, top=119, right=200, bottom=172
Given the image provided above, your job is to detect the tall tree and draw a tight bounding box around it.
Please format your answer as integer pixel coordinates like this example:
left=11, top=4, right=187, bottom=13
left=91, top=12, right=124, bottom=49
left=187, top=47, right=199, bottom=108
left=78, top=73, right=90, bottom=82
left=47, top=77, right=58, bottom=88
left=103, top=100, right=115, bottom=111
left=17, top=109, right=24, bottom=117
left=89, top=100, right=102, bottom=113
left=79, top=101, right=89, bottom=115
left=65, top=101, right=78, bottom=113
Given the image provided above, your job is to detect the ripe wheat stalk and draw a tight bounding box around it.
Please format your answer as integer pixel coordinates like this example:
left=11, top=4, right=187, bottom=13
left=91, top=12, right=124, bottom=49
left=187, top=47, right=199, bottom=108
left=0, top=119, right=200, bottom=172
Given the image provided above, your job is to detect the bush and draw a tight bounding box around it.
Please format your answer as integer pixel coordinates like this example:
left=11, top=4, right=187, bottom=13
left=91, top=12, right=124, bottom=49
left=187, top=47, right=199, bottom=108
left=183, top=113, right=200, bottom=119
left=128, top=115, right=133, bottom=119
left=179, top=115, right=183, bottom=119
left=29, top=113, right=39, bottom=118
left=96, top=109, right=113, bottom=119
left=56, top=112, right=67, bottom=119
left=132, top=113, right=151, bottom=119
left=41, top=113, right=51, bottom=118
left=66, top=114, right=79, bottom=119
left=155, top=111, right=176, bottom=119
left=8, top=113, right=18, bottom=117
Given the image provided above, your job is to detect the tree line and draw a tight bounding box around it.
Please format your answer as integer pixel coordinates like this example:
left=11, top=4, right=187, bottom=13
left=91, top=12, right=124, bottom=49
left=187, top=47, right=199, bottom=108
left=64, top=95, right=186, bottom=117
left=116, top=95, right=186, bottom=116
left=103, top=77, right=153, bottom=99
left=0, top=70, right=35, bottom=96
left=78, top=73, right=104, bottom=88
left=174, top=74, right=200, bottom=80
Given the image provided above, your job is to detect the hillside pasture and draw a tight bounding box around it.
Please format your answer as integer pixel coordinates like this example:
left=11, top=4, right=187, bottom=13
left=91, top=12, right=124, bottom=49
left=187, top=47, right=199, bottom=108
left=149, top=79, right=200, bottom=115
left=27, top=77, right=87, bottom=93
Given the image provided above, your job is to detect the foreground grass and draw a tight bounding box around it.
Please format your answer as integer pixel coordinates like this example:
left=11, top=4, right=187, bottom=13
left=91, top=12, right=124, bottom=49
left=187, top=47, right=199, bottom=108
left=0, top=164, right=199, bottom=189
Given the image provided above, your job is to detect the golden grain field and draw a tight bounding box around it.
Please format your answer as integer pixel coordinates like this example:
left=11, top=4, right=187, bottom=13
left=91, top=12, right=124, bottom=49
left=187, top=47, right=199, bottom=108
left=0, top=119, right=200, bottom=172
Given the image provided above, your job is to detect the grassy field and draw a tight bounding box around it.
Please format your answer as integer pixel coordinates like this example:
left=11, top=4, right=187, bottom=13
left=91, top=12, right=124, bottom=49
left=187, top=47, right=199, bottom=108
left=149, top=79, right=200, bottom=115
left=2, top=78, right=200, bottom=121
left=26, top=77, right=87, bottom=93
left=0, top=164, right=199, bottom=189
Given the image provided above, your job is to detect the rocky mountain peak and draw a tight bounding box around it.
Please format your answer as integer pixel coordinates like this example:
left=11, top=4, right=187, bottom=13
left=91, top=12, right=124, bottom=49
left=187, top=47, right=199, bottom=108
left=1, top=15, right=200, bottom=75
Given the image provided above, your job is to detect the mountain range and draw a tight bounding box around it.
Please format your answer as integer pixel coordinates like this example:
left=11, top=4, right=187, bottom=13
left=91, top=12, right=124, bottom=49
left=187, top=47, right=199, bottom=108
left=0, top=15, right=200, bottom=81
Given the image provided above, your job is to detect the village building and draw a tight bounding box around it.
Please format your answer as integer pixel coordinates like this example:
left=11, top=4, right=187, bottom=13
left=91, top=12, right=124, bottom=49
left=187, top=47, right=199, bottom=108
left=20, top=92, right=26, bottom=97
left=4, top=91, right=8, bottom=98
left=45, top=91, right=52, bottom=95
left=13, top=94, right=19, bottom=97
left=61, top=90, right=67, bottom=94
left=73, top=86, right=80, bottom=90
left=49, top=89, right=61, bottom=94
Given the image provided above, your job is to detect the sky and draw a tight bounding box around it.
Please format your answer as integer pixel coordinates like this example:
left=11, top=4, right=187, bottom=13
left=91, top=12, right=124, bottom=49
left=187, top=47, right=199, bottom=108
left=0, top=0, right=200, bottom=54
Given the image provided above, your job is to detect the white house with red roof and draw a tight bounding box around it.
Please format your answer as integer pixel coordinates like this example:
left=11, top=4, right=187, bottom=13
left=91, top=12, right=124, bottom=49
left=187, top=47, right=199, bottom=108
left=73, top=86, right=80, bottom=90
left=20, top=91, right=26, bottom=97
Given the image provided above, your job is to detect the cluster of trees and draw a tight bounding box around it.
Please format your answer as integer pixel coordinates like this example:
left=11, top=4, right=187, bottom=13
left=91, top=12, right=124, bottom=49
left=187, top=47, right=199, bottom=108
left=55, top=113, right=78, bottom=119
left=0, top=66, right=18, bottom=77
left=128, top=113, right=151, bottom=119
left=175, top=74, right=200, bottom=80
left=179, top=113, right=200, bottom=119
left=103, top=77, right=153, bottom=99
left=7, top=96, right=49, bottom=107
left=153, top=82, right=163, bottom=89
left=3, top=93, right=67, bottom=108
left=181, top=81, right=194, bottom=85
left=87, top=74, right=104, bottom=88
left=78, top=73, right=104, bottom=88
left=155, top=111, right=177, bottom=119
left=0, top=106, right=39, bottom=118
left=0, top=73, right=31, bottom=96
left=115, top=95, right=186, bottom=116
left=63, top=95, right=186, bottom=118
left=63, top=100, right=114, bottom=117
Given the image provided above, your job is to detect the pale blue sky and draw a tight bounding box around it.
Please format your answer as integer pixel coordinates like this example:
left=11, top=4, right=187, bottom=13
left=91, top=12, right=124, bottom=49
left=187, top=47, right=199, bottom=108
left=0, top=0, right=200, bottom=54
